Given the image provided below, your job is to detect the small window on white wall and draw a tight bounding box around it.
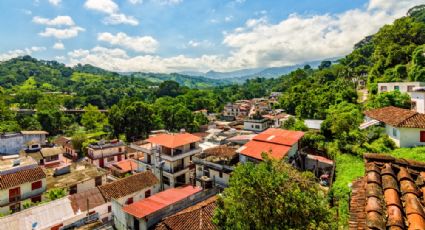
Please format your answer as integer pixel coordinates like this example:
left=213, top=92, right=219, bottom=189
left=393, top=128, right=397, bottom=137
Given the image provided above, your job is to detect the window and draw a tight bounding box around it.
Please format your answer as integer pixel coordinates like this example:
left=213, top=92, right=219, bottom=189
left=380, top=86, right=387, bottom=92
left=408, top=85, right=415, bottom=92
left=255, top=125, right=260, bottom=129
left=31, top=181, right=42, bottom=190
left=107, top=156, right=115, bottom=162
left=421, top=131, right=425, bottom=142
left=95, top=176, right=102, bottom=186
left=9, top=187, right=20, bottom=203
left=394, top=85, right=400, bottom=91
left=145, top=189, right=151, bottom=198
left=393, top=128, right=397, bottom=137
left=31, top=195, right=42, bottom=203
left=219, top=171, right=223, bottom=178
left=163, top=176, right=170, bottom=186
left=118, top=147, right=122, bottom=153
left=46, top=155, right=59, bottom=162
left=126, top=197, right=133, bottom=204
left=70, top=185, right=77, bottom=195
left=108, top=206, right=112, bottom=213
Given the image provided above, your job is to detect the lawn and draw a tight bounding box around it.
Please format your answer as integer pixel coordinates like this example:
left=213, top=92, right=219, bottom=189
left=388, top=146, right=425, bottom=161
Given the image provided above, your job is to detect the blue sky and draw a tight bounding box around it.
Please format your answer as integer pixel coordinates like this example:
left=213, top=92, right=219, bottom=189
left=0, top=0, right=422, bottom=72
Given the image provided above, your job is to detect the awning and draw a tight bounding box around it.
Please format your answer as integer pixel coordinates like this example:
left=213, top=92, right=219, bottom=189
left=359, top=119, right=380, bottom=130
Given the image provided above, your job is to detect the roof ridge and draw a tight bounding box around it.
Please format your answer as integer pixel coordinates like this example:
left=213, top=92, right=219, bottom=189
left=396, top=111, right=420, bottom=127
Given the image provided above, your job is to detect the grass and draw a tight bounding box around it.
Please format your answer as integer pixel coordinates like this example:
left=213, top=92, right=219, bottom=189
left=387, top=146, right=425, bottom=161
left=331, top=153, right=365, bottom=228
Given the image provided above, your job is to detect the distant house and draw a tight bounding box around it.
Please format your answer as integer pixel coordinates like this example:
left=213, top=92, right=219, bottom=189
left=87, top=140, right=127, bottom=168
left=237, top=128, right=304, bottom=163
left=110, top=159, right=138, bottom=177
left=131, top=132, right=202, bottom=189
left=243, top=118, right=271, bottom=132
left=349, top=153, right=425, bottom=229
left=194, top=145, right=238, bottom=188
left=154, top=196, right=217, bottom=230
left=304, top=119, right=324, bottom=130
left=377, top=82, right=425, bottom=95
left=411, top=87, right=425, bottom=114
left=113, top=186, right=207, bottom=230
left=262, top=113, right=290, bottom=128
left=0, top=131, right=48, bottom=156
left=364, top=106, right=425, bottom=147
left=54, top=136, right=79, bottom=161
left=0, top=156, right=46, bottom=214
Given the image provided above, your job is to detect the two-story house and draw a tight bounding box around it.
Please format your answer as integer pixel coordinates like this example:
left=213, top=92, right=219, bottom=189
left=87, top=140, right=127, bottom=168
left=131, top=133, right=202, bottom=189
left=0, top=156, right=46, bottom=214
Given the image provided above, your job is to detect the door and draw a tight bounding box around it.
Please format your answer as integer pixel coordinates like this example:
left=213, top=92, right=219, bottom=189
left=117, top=154, right=122, bottom=162
left=99, top=158, right=104, bottom=168
left=9, top=187, right=20, bottom=203
left=421, top=131, right=425, bottom=142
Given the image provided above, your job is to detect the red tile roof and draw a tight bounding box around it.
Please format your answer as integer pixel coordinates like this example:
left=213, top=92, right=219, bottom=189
left=0, top=166, right=46, bottom=189
left=112, top=159, right=138, bottom=172
left=253, top=128, right=304, bottom=146
left=364, top=106, right=425, bottom=128
left=349, top=153, right=425, bottom=230
left=123, top=186, right=202, bottom=219
left=146, top=133, right=201, bottom=149
left=237, top=128, right=304, bottom=161
left=98, top=171, right=158, bottom=200
left=155, top=196, right=217, bottom=230
left=69, top=187, right=106, bottom=213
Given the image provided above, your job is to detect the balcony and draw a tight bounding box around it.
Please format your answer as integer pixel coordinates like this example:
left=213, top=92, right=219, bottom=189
left=160, top=148, right=202, bottom=161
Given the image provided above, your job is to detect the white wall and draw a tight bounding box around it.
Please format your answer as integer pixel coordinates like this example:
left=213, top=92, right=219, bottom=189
left=377, top=82, right=425, bottom=95
left=0, top=178, right=46, bottom=214
left=411, top=91, right=425, bottom=114
left=385, top=124, right=425, bottom=148
left=244, top=121, right=269, bottom=132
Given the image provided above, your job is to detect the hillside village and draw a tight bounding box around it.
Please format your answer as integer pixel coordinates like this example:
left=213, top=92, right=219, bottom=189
left=0, top=2, right=425, bottom=230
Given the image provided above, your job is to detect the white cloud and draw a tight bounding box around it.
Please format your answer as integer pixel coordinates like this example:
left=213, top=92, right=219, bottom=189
left=53, top=41, right=65, bottom=50
left=103, top=13, right=139, bottom=25
left=129, top=0, right=142, bottom=4
left=48, top=0, right=61, bottom=6
left=187, top=40, right=214, bottom=48
left=39, top=26, right=85, bottom=39
left=97, top=32, right=158, bottom=53
left=84, top=0, right=139, bottom=25
left=55, top=56, right=66, bottom=61
left=33, top=16, right=75, bottom=26
left=225, top=16, right=233, bottom=22
left=0, top=47, right=46, bottom=61
left=67, top=0, right=423, bottom=72
left=153, top=0, right=182, bottom=5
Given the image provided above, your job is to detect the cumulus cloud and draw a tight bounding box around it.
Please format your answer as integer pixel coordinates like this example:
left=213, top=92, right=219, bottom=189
left=0, top=47, right=46, bottom=61
left=39, top=27, right=85, bottom=39
left=97, top=32, right=158, bottom=53
left=68, top=0, right=423, bottom=72
left=48, top=0, right=61, bottom=6
left=84, top=0, right=139, bottom=25
left=187, top=40, right=214, bottom=48
left=53, top=41, right=65, bottom=50
left=33, top=15, right=75, bottom=26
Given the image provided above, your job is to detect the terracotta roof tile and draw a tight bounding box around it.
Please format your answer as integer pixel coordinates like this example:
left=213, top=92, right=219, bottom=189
left=364, top=106, right=425, bottom=128
left=154, top=196, right=217, bottom=230
left=69, top=187, right=106, bottom=213
left=98, top=171, right=158, bottom=200
left=350, top=153, right=425, bottom=230
left=0, top=166, right=46, bottom=189
left=146, top=133, right=201, bottom=149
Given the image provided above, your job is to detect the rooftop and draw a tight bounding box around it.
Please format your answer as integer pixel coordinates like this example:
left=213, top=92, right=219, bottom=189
left=252, top=128, right=305, bottom=146
left=123, top=186, right=202, bottom=219
left=202, top=145, right=238, bottom=159
left=111, top=159, right=138, bottom=173
left=98, top=171, right=158, bottom=200
left=146, top=133, right=201, bottom=149
left=349, top=153, right=425, bottom=230
left=88, top=140, right=125, bottom=150
left=0, top=166, right=46, bottom=189
left=69, top=187, right=106, bottom=213
left=364, top=106, right=425, bottom=128
left=20, top=130, right=49, bottom=135
left=40, top=147, right=63, bottom=157
left=45, top=162, right=107, bottom=189
left=155, top=196, right=217, bottom=230
left=0, top=156, right=38, bottom=173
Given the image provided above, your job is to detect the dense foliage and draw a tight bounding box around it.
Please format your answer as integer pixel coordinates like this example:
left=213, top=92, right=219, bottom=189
left=213, top=157, right=335, bottom=229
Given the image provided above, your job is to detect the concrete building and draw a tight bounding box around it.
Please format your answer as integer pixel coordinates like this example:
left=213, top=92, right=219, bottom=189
left=377, top=82, right=425, bottom=95
left=411, top=87, right=425, bottom=114
left=243, top=118, right=271, bottom=132
left=193, top=145, right=238, bottom=188
left=0, top=156, right=46, bottom=214
left=87, top=140, right=127, bottom=168
left=54, top=136, right=79, bottom=161
left=0, top=131, right=48, bottom=156
left=237, top=128, right=305, bottom=163
left=131, top=133, right=202, bottom=189
left=364, top=106, right=425, bottom=148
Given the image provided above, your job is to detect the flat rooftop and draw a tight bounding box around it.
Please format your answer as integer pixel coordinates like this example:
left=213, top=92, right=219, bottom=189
left=45, top=162, right=107, bottom=189
left=0, top=156, right=38, bottom=173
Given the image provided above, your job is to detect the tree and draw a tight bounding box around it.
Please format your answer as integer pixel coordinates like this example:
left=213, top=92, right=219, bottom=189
left=0, top=100, right=20, bottom=132
left=108, top=104, right=125, bottom=138
left=213, top=157, right=335, bottom=229
left=318, top=60, right=332, bottom=70
left=81, top=104, right=108, bottom=131
left=321, top=102, right=362, bottom=139
left=71, top=131, right=86, bottom=158
left=157, top=80, right=181, bottom=97
left=35, top=96, right=64, bottom=135
left=123, top=101, right=156, bottom=141
left=282, top=117, right=308, bottom=131
left=365, top=91, right=411, bottom=109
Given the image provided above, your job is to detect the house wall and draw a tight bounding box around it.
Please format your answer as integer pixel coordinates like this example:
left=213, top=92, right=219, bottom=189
left=0, top=178, right=46, bottom=214
left=385, top=124, right=401, bottom=147
left=287, top=143, right=299, bottom=159
left=411, top=91, right=425, bottom=114
left=68, top=175, right=106, bottom=195
left=398, top=127, right=425, bottom=148
left=91, top=154, right=125, bottom=168
left=377, top=82, right=425, bottom=95
left=0, top=135, right=24, bottom=155
left=243, top=121, right=269, bottom=132
left=22, top=134, right=46, bottom=145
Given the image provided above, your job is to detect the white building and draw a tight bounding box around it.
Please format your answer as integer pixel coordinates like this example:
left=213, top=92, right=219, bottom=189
left=377, top=82, right=425, bottom=95
left=0, top=131, right=48, bottom=155
left=411, top=87, right=425, bottom=114
left=243, top=118, right=271, bottom=133
left=87, top=140, right=127, bottom=168
left=131, top=133, right=202, bottom=189
left=364, top=106, right=425, bottom=147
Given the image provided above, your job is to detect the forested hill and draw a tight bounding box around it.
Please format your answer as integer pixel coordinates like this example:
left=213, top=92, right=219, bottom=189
left=131, top=72, right=230, bottom=88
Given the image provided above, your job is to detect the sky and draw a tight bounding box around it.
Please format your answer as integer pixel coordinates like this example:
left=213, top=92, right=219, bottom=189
left=0, top=0, right=423, bottom=73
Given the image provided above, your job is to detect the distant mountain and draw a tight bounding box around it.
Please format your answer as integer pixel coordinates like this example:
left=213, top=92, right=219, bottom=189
left=131, top=72, right=230, bottom=88
left=179, top=60, right=327, bottom=83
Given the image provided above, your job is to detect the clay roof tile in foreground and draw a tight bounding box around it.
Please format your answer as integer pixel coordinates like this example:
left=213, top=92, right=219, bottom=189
left=364, top=106, right=425, bottom=128
left=146, top=133, right=201, bottom=149
left=349, top=153, right=425, bottom=230
left=0, top=166, right=46, bottom=189
left=154, top=196, right=217, bottom=230
left=98, top=171, right=158, bottom=200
